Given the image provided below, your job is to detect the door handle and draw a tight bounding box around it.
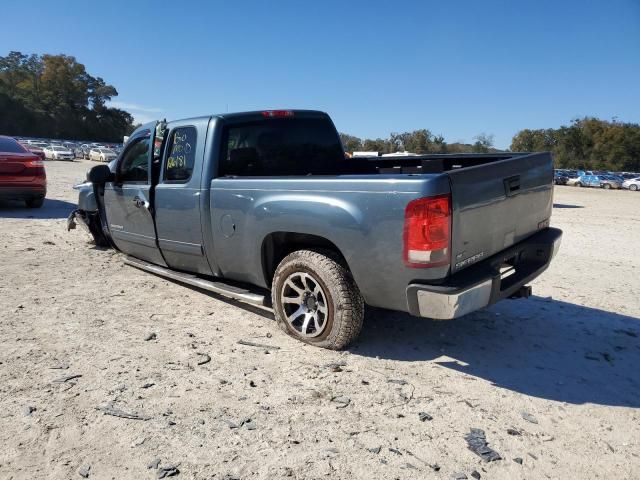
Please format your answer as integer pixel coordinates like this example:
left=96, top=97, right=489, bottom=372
left=133, top=195, right=148, bottom=209
left=503, top=175, right=521, bottom=197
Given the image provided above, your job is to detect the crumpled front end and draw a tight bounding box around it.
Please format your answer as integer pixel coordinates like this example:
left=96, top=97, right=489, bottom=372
left=68, top=181, right=110, bottom=247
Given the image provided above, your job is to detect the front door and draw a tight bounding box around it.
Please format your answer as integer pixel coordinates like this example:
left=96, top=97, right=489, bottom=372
left=103, top=129, right=166, bottom=266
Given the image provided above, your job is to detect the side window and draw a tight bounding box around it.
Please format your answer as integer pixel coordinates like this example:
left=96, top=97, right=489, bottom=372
left=164, top=127, right=197, bottom=182
left=119, top=135, right=150, bottom=183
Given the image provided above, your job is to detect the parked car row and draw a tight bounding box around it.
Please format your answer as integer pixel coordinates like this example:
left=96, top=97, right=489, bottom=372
left=16, top=137, right=123, bottom=162
left=555, top=169, right=640, bottom=191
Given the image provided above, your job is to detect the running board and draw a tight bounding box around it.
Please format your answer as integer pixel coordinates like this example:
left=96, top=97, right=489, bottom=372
left=124, top=256, right=270, bottom=309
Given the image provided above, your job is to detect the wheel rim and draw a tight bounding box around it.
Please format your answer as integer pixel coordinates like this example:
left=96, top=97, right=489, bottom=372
left=280, top=272, right=329, bottom=338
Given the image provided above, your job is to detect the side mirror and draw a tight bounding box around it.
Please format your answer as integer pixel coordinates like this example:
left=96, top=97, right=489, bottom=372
left=88, top=164, right=115, bottom=184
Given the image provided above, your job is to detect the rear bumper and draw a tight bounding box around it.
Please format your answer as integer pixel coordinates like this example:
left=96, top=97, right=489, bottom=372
left=0, top=185, right=47, bottom=199
left=406, top=227, right=562, bottom=319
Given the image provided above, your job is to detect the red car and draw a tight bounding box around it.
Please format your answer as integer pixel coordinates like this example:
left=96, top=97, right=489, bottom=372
left=20, top=142, right=47, bottom=161
left=0, top=136, right=47, bottom=208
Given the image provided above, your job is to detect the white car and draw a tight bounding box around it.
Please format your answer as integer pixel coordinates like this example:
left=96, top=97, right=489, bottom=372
left=622, top=177, right=640, bottom=191
left=43, top=145, right=75, bottom=161
left=89, top=148, right=117, bottom=162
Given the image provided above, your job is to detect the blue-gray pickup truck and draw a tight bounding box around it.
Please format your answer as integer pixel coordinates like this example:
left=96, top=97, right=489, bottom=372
left=69, top=110, right=562, bottom=349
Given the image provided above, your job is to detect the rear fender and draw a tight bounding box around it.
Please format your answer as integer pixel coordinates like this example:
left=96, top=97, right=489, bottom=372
left=252, top=193, right=365, bottom=285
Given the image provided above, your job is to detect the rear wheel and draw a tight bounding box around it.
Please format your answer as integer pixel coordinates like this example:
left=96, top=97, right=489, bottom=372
left=575, top=182, right=582, bottom=187
left=603, top=183, right=611, bottom=189
left=272, top=250, right=364, bottom=350
left=630, top=184, right=638, bottom=191
left=25, top=196, right=44, bottom=208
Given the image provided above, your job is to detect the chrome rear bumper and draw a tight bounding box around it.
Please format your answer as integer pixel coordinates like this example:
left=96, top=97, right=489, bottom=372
left=406, top=227, right=562, bottom=320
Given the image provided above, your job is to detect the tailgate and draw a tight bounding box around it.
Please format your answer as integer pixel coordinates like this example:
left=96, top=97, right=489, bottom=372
left=448, top=152, right=553, bottom=274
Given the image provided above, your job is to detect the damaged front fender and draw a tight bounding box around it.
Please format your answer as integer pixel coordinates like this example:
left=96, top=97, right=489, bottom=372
left=73, top=181, right=99, bottom=212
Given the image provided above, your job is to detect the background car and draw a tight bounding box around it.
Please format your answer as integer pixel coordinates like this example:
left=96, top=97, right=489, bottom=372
left=43, top=145, right=75, bottom=161
left=89, top=148, right=117, bottom=162
left=568, top=174, right=622, bottom=189
left=0, top=136, right=47, bottom=208
left=554, top=171, right=570, bottom=185
left=599, top=175, right=623, bottom=189
left=621, top=173, right=640, bottom=180
left=622, top=177, right=640, bottom=191
left=19, top=141, right=47, bottom=160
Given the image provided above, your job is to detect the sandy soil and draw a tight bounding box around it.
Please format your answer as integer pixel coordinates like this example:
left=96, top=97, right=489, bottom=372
left=1, top=160, right=639, bottom=480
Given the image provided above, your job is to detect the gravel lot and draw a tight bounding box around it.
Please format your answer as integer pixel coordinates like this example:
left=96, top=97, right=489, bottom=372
left=1, top=160, right=639, bottom=480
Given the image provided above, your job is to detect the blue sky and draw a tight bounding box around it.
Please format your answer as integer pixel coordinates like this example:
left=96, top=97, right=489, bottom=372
left=3, top=0, right=639, bottom=148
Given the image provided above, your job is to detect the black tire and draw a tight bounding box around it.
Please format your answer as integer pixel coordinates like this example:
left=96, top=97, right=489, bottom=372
left=603, top=183, right=611, bottom=189
left=630, top=184, right=638, bottom=191
left=25, top=196, right=44, bottom=208
left=272, top=249, right=364, bottom=350
left=575, top=182, right=582, bottom=187
left=81, top=211, right=110, bottom=247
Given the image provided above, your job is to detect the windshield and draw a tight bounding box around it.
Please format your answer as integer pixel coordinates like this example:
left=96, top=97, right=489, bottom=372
left=51, top=146, right=68, bottom=151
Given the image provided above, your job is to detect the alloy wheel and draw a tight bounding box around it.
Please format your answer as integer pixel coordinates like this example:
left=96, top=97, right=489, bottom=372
left=280, top=272, right=329, bottom=337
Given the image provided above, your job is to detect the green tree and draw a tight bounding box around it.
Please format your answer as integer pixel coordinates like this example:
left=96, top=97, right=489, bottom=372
left=0, top=51, right=135, bottom=142
left=339, top=133, right=362, bottom=153
left=511, top=117, right=640, bottom=171
left=472, top=133, right=494, bottom=153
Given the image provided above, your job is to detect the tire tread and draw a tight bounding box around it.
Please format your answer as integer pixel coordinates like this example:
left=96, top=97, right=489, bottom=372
left=272, top=249, right=364, bottom=350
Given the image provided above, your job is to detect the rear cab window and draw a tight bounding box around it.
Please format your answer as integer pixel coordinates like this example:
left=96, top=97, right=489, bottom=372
left=219, top=117, right=344, bottom=177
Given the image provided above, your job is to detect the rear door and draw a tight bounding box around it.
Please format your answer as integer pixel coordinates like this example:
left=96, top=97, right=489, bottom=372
left=447, top=152, right=553, bottom=274
left=154, top=118, right=212, bottom=275
left=103, top=128, right=167, bottom=266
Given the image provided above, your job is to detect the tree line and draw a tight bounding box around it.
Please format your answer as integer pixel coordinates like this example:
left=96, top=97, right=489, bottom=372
left=339, top=131, right=497, bottom=155
left=0, top=51, right=135, bottom=142
left=341, top=116, right=640, bottom=172
left=510, top=117, right=640, bottom=172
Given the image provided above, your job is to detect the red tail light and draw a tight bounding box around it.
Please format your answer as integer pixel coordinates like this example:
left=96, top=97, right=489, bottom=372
left=403, top=194, right=451, bottom=267
left=261, top=110, right=294, bottom=118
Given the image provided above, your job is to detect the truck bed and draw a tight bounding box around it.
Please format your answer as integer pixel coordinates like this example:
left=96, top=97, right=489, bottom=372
left=207, top=151, right=553, bottom=313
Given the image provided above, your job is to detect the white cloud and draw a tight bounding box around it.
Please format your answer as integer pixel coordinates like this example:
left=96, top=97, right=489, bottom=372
left=107, top=101, right=164, bottom=124
left=108, top=101, right=163, bottom=113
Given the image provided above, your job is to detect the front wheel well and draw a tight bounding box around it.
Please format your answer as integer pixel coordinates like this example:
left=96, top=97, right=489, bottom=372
left=261, top=232, right=350, bottom=286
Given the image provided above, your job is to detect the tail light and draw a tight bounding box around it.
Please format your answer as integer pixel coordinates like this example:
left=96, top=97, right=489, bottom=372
left=403, top=194, right=451, bottom=268
left=261, top=110, right=294, bottom=118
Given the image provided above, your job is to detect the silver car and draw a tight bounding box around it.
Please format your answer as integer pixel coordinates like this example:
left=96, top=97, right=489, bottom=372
left=43, top=145, right=75, bottom=161
left=89, top=148, right=117, bottom=162
left=622, top=177, right=640, bottom=191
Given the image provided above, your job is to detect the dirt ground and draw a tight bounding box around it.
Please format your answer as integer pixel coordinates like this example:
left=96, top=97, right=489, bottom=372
left=1, top=159, right=639, bottom=480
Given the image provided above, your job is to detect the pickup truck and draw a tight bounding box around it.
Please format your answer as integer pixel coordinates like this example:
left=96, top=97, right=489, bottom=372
left=68, top=110, right=562, bottom=349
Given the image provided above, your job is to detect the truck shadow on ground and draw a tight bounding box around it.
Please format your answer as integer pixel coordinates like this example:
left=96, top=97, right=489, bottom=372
left=351, top=297, right=640, bottom=408
left=0, top=198, right=76, bottom=219
left=553, top=203, right=584, bottom=209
